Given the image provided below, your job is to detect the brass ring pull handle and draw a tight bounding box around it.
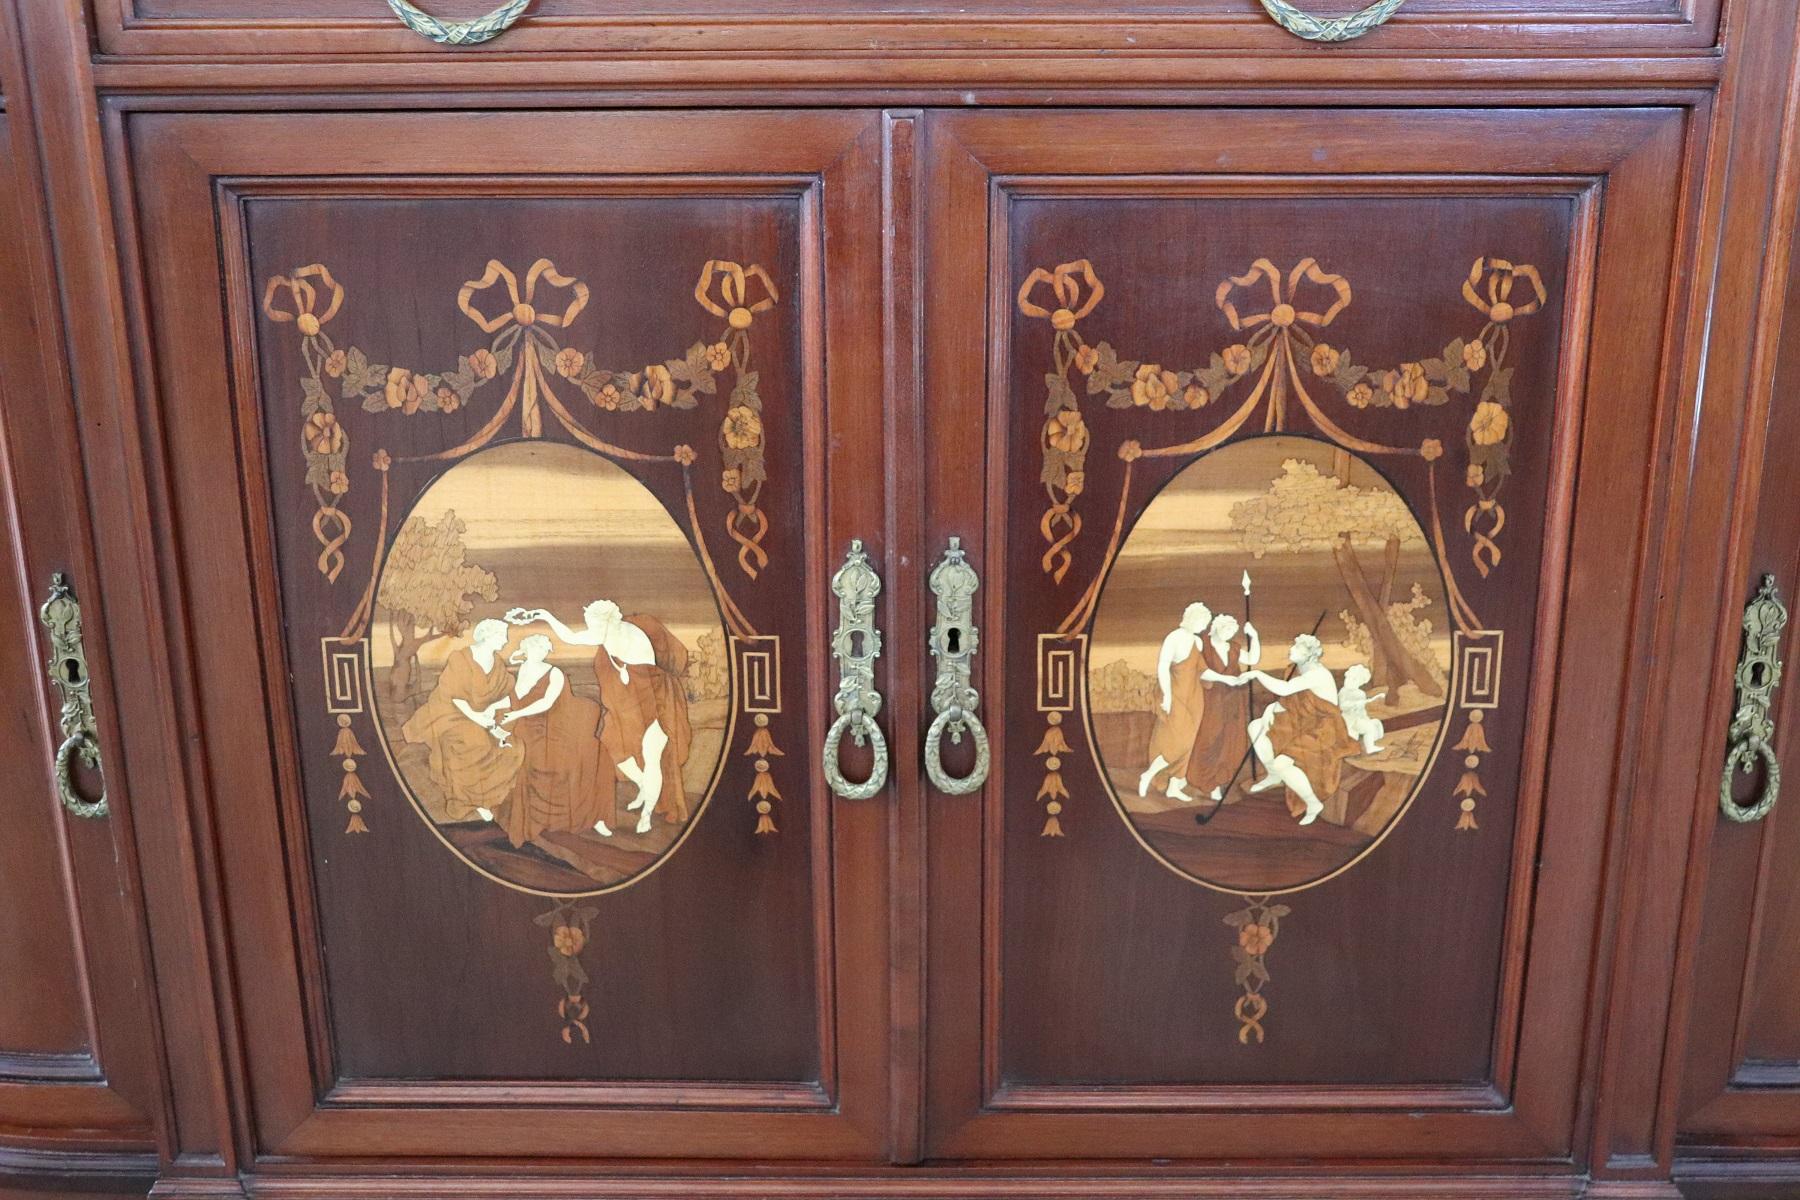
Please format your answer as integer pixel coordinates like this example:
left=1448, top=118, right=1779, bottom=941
left=39, top=574, right=108, bottom=820
left=1721, top=575, right=1787, bottom=823
left=924, top=537, right=990, bottom=795
left=1257, top=0, right=1405, bottom=42
left=823, top=540, right=889, bottom=800
left=384, top=0, right=531, bottom=45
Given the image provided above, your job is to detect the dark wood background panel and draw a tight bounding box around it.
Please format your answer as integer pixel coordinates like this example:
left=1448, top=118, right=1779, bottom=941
left=922, top=105, right=1690, bottom=1165
left=243, top=194, right=819, bottom=1084
left=993, top=192, right=1571, bottom=1089
left=116, top=108, right=892, bottom=1162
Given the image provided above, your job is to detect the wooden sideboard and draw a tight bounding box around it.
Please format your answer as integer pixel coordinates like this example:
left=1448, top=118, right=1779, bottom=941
left=1, top=2, right=1797, bottom=1198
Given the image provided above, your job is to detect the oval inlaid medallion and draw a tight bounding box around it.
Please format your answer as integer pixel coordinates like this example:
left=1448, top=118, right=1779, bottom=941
left=1088, top=434, right=1453, bottom=894
left=371, top=441, right=729, bottom=896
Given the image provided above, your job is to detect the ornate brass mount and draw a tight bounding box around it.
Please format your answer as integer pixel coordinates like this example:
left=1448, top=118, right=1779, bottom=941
left=1257, top=0, right=1404, bottom=42
left=384, top=0, right=531, bottom=45
left=38, top=574, right=108, bottom=820
left=925, top=537, right=991, bottom=795
left=823, top=540, right=888, bottom=800
left=1721, top=574, right=1787, bottom=823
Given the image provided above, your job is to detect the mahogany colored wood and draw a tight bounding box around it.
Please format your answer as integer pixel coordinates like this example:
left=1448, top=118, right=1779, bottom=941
left=2, top=0, right=1800, bottom=1194
left=0, top=3, right=161, bottom=1186
left=1675, top=141, right=1800, bottom=1180
left=114, top=108, right=894, bottom=1162
left=88, top=0, right=1719, bottom=59
left=920, top=107, right=1694, bottom=1167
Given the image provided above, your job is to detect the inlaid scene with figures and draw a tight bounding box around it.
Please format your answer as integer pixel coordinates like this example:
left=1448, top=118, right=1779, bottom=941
left=998, top=193, right=1573, bottom=1075
left=370, top=441, right=728, bottom=894
left=242, top=194, right=823, bottom=1076
left=1089, top=435, right=1452, bottom=894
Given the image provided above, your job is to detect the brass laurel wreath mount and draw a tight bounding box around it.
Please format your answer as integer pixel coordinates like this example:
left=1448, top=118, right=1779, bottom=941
left=1721, top=575, right=1787, bottom=823
left=1257, top=0, right=1405, bottom=42
left=384, top=0, right=531, bottom=45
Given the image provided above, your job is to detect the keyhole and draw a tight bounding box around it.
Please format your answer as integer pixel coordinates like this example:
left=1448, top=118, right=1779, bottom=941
left=849, top=630, right=865, bottom=658
left=1749, top=662, right=1767, bottom=687
left=946, top=626, right=962, bottom=655
left=62, top=658, right=84, bottom=686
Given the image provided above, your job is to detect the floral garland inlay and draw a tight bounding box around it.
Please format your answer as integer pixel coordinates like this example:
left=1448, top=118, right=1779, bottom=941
left=264, top=253, right=789, bottom=1041
left=1019, top=253, right=1547, bottom=1042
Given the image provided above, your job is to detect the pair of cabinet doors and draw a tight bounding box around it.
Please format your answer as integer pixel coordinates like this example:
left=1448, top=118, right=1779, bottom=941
left=121, top=104, right=1689, bottom=1165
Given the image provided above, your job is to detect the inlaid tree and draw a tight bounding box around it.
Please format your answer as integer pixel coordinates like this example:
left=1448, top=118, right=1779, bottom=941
left=376, top=508, right=499, bottom=698
left=1230, top=454, right=1445, bottom=698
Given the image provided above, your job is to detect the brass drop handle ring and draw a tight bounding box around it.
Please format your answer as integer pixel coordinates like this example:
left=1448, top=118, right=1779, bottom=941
left=1721, top=575, right=1787, bottom=823
left=384, top=0, right=531, bottom=45
left=39, top=574, right=108, bottom=820
left=823, top=540, right=889, bottom=800
left=924, top=537, right=991, bottom=795
left=1257, top=0, right=1405, bottom=42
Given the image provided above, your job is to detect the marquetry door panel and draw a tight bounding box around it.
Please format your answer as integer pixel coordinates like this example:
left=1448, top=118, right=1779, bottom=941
left=920, top=108, right=1693, bottom=1163
left=0, top=110, right=159, bottom=1165
left=1677, top=224, right=1800, bottom=1161
left=119, top=110, right=890, bottom=1161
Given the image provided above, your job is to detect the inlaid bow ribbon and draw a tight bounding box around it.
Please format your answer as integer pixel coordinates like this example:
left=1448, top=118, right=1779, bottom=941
left=263, top=263, right=344, bottom=339
left=1215, top=258, right=1351, bottom=434
left=448, top=258, right=590, bottom=442
left=459, top=258, right=590, bottom=335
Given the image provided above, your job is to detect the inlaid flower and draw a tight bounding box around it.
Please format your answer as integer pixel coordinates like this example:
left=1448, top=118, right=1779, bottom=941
left=324, top=349, right=348, bottom=378
left=1075, top=343, right=1100, bottom=375
left=1238, top=923, right=1274, bottom=956
left=1462, top=338, right=1488, bottom=371
left=303, top=411, right=344, bottom=455
left=1046, top=410, right=1090, bottom=455
left=468, top=348, right=498, bottom=381
left=1466, top=463, right=1486, bottom=488
left=385, top=367, right=427, bottom=414
left=1184, top=384, right=1210, bottom=408
left=436, top=386, right=460, bottom=414
left=551, top=924, right=586, bottom=957
left=641, top=364, right=676, bottom=407
left=723, top=404, right=764, bottom=450
left=1222, top=343, right=1253, bottom=375
left=1469, top=400, right=1510, bottom=445
left=1132, top=363, right=1179, bottom=411
left=1346, top=382, right=1374, bottom=409
left=327, top=470, right=350, bottom=496
left=1420, top=438, right=1444, bottom=461
left=555, top=348, right=586, bottom=380
left=595, top=383, right=622, bottom=411
left=1310, top=343, right=1340, bottom=377
left=1383, top=362, right=1429, bottom=409
left=722, top=467, right=742, bottom=493
left=706, top=342, right=732, bottom=371
left=1064, top=469, right=1086, bottom=496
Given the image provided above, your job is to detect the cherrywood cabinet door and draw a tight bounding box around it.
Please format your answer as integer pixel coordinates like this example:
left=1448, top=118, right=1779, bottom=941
left=920, top=107, right=1693, bottom=1165
left=1677, top=216, right=1800, bottom=1171
left=0, top=109, right=159, bottom=1174
left=117, top=110, right=893, bottom=1162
